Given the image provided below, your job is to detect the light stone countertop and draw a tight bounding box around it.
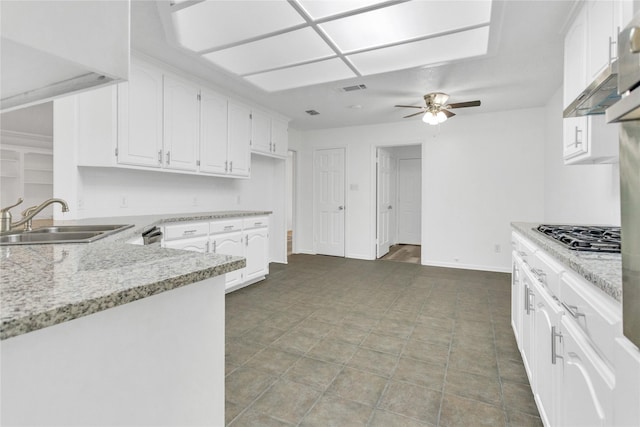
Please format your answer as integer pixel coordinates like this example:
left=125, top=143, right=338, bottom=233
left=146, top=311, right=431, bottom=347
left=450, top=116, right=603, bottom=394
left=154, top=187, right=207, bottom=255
left=511, top=222, right=622, bottom=302
left=0, top=211, right=271, bottom=340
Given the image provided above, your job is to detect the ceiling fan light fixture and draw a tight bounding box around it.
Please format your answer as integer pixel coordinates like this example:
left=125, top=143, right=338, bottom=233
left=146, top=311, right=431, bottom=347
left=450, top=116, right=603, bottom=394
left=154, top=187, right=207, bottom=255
left=436, top=110, right=448, bottom=123
left=422, top=111, right=439, bottom=125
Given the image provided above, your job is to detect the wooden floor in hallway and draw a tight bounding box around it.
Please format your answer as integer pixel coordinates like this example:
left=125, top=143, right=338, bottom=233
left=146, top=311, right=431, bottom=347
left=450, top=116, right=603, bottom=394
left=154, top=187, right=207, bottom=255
left=225, top=254, right=540, bottom=426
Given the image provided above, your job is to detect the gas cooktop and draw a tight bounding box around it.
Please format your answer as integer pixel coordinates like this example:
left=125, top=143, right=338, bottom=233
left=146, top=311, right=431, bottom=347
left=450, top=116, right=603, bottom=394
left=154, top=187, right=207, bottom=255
left=536, top=224, right=621, bottom=253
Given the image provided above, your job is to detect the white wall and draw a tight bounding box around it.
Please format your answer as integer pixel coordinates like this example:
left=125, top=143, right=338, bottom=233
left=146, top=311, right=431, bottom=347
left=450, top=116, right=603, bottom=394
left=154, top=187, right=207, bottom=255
left=294, top=108, right=546, bottom=271
left=543, top=88, right=621, bottom=225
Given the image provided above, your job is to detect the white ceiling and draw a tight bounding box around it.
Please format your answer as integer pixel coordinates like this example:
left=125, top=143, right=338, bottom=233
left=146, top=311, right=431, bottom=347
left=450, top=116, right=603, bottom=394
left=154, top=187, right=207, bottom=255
left=132, top=0, right=576, bottom=130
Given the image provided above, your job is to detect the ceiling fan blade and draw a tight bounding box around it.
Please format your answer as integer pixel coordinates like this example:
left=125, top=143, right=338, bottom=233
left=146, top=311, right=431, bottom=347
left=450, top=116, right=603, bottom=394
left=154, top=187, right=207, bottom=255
left=395, top=105, right=424, bottom=109
left=403, top=111, right=425, bottom=118
left=441, top=109, right=456, bottom=118
left=447, top=100, right=481, bottom=109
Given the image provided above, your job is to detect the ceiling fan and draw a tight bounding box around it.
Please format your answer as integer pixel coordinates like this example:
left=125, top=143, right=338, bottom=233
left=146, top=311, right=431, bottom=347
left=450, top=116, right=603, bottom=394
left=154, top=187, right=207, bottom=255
left=395, top=92, right=481, bottom=125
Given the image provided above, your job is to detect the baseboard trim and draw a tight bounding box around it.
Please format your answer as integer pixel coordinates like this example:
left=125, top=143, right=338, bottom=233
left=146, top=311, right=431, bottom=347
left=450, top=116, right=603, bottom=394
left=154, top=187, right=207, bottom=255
left=420, top=260, right=511, bottom=273
left=225, top=275, right=266, bottom=294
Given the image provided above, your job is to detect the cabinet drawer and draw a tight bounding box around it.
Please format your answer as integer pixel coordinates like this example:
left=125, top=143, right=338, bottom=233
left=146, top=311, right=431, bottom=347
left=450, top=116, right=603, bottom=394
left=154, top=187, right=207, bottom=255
left=528, top=250, right=565, bottom=297
left=512, top=231, right=537, bottom=262
left=163, top=222, right=209, bottom=240
left=560, top=271, right=622, bottom=365
left=243, top=216, right=268, bottom=229
left=210, top=219, right=242, bottom=235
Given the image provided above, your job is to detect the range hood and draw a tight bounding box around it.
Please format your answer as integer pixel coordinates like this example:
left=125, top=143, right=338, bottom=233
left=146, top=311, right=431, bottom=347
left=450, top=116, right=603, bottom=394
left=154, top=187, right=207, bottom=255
left=0, top=1, right=130, bottom=113
left=563, top=61, right=620, bottom=118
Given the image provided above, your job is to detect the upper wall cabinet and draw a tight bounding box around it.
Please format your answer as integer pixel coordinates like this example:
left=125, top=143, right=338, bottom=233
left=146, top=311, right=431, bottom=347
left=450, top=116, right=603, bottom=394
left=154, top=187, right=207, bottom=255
left=251, top=109, right=289, bottom=159
left=562, top=1, right=631, bottom=165
left=71, top=58, right=274, bottom=179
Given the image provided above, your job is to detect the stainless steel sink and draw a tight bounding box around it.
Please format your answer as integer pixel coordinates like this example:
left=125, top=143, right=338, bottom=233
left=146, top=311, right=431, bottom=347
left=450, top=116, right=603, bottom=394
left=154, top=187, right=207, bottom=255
left=0, top=224, right=134, bottom=245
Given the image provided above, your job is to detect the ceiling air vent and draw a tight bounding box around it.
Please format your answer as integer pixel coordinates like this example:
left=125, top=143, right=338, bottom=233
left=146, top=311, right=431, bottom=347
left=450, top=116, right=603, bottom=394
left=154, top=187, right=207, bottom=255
left=305, top=110, right=320, bottom=116
left=341, top=84, right=367, bottom=92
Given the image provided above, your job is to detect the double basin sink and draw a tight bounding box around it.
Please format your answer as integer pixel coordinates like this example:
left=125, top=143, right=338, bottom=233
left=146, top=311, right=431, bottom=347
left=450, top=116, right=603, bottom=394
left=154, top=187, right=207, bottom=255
left=0, top=224, right=134, bottom=245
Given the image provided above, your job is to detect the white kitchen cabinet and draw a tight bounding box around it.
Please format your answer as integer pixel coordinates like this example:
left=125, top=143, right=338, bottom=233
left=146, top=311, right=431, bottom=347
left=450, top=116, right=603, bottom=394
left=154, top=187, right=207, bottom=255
left=163, top=75, right=199, bottom=172
left=210, top=231, right=244, bottom=290
left=562, top=2, right=620, bottom=165
left=117, top=61, right=164, bottom=168
left=199, top=89, right=228, bottom=175
left=510, top=255, right=523, bottom=344
left=613, top=337, right=640, bottom=427
left=251, top=110, right=289, bottom=158
left=163, top=236, right=209, bottom=253
left=531, top=275, right=563, bottom=427
left=559, top=317, right=615, bottom=427
left=244, top=227, right=269, bottom=282
left=227, top=102, right=251, bottom=177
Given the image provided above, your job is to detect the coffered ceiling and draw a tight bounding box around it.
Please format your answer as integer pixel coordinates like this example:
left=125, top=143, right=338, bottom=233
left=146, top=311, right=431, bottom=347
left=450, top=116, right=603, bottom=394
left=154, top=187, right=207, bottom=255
left=168, top=0, right=492, bottom=92
left=133, top=0, right=576, bottom=130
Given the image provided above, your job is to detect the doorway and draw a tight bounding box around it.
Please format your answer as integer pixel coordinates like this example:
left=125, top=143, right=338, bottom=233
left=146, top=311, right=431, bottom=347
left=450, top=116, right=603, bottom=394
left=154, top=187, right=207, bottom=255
left=313, top=147, right=345, bottom=257
left=286, top=150, right=296, bottom=259
left=376, top=145, right=422, bottom=261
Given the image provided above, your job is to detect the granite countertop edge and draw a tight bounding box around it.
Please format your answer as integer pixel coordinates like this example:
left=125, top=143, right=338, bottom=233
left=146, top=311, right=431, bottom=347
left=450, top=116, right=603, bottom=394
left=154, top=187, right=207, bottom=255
left=0, top=210, right=269, bottom=341
left=511, top=222, right=622, bottom=302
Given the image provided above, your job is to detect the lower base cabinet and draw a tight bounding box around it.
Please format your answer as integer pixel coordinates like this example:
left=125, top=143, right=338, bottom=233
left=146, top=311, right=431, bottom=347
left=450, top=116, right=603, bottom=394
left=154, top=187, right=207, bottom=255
left=511, top=230, right=637, bottom=426
left=163, top=216, right=270, bottom=292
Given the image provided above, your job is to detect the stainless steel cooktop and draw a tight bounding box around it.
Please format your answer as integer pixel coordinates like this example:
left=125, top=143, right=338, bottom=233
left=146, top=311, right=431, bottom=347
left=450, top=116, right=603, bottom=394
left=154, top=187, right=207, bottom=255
left=536, top=224, right=621, bottom=253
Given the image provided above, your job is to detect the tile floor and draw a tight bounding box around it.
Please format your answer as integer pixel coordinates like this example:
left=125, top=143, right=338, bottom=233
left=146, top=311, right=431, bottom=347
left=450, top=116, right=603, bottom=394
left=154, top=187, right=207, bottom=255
left=225, top=254, right=541, bottom=426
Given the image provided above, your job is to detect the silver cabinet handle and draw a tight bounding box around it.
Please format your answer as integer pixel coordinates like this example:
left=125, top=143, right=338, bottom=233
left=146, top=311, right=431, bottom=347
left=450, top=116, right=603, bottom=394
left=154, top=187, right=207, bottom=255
left=338, top=206, right=344, bottom=210
left=223, top=225, right=234, bottom=230
left=531, top=268, right=547, bottom=284
left=524, top=284, right=530, bottom=315
left=225, top=161, right=228, bottom=172
left=273, top=142, right=276, bottom=152
left=212, top=240, right=217, bottom=253
left=517, top=250, right=527, bottom=257
left=230, top=161, right=233, bottom=172
left=551, top=326, right=563, bottom=365
left=269, top=141, right=273, bottom=152
left=561, top=302, right=585, bottom=319
left=388, top=205, right=392, bottom=210
left=574, top=126, right=583, bottom=147
left=183, top=230, right=197, bottom=236
left=166, top=151, right=171, bottom=165
left=630, top=26, right=640, bottom=53
left=245, top=235, right=249, bottom=246
left=158, top=150, right=162, bottom=165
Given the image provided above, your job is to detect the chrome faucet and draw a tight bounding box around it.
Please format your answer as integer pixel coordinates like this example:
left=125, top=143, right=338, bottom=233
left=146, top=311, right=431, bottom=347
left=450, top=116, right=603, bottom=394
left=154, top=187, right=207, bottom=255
left=0, top=198, right=69, bottom=232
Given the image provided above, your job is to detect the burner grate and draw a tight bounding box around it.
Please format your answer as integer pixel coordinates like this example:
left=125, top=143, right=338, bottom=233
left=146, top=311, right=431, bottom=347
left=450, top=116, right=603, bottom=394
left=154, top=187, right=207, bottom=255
left=536, top=225, right=621, bottom=253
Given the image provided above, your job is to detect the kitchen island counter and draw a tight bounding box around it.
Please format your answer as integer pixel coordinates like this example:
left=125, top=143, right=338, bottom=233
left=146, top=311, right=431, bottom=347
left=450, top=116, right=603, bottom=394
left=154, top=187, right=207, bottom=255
left=0, top=210, right=270, bottom=340
left=511, top=222, right=622, bottom=302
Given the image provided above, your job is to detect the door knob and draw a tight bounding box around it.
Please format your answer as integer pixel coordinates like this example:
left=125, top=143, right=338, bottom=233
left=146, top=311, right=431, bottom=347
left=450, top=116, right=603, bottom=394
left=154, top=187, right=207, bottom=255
left=338, top=206, right=344, bottom=210
left=388, top=205, right=393, bottom=210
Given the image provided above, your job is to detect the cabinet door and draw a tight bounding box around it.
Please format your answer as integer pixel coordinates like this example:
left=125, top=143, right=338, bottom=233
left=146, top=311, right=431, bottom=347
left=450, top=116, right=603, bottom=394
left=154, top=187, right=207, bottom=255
left=244, top=227, right=269, bottom=282
left=250, top=110, right=271, bottom=155
left=531, top=278, right=563, bottom=427
left=563, top=5, right=587, bottom=108
left=560, top=317, right=614, bottom=427
left=587, top=0, right=615, bottom=80
left=163, top=75, right=199, bottom=171
left=227, top=102, right=251, bottom=177
left=163, top=236, right=209, bottom=253
left=117, top=61, right=163, bottom=168
left=520, top=269, right=535, bottom=383
left=271, top=118, right=288, bottom=157
left=211, top=231, right=244, bottom=290
left=563, top=116, right=589, bottom=160
left=511, top=255, right=524, bottom=344
left=200, top=90, right=228, bottom=175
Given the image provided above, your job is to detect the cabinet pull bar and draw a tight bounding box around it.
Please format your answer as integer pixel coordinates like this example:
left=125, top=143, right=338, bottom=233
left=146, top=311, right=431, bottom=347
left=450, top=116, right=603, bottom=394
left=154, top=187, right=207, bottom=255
left=551, top=326, right=563, bottom=365
left=158, top=150, right=162, bottom=164
left=524, top=284, right=531, bottom=315
left=166, top=151, right=171, bottom=165
left=561, top=302, right=585, bottom=319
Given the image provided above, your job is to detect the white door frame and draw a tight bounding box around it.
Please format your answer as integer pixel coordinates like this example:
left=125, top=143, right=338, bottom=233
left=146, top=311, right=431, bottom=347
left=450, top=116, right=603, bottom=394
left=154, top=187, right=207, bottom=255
left=371, top=142, right=423, bottom=260
left=313, top=147, right=346, bottom=257
left=286, top=149, right=297, bottom=260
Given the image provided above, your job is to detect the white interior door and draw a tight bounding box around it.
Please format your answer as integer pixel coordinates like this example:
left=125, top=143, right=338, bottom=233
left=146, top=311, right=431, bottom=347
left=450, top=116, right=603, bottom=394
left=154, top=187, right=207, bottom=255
left=377, top=148, right=393, bottom=258
left=314, top=148, right=345, bottom=257
left=397, top=158, right=421, bottom=245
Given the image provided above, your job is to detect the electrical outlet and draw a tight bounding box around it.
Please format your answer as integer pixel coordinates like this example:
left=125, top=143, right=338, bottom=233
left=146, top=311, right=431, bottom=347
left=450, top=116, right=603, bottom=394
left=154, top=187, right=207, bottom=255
left=494, top=244, right=501, bottom=253
left=120, top=196, right=128, bottom=208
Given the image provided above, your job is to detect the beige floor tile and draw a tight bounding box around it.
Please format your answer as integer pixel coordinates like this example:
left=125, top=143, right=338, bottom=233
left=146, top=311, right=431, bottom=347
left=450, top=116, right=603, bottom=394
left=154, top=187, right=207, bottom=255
left=502, top=381, right=539, bottom=416
left=378, top=381, right=442, bottom=425
left=244, top=347, right=300, bottom=375
left=346, top=348, right=399, bottom=377
left=226, top=366, right=277, bottom=406
left=439, top=393, right=507, bottom=427
left=324, top=324, right=369, bottom=345
left=283, top=357, right=342, bottom=390
left=306, top=337, right=358, bottom=364
left=444, top=368, right=502, bottom=405
left=402, top=339, right=450, bottom=367
left=271, top=330, right=320, bottom=355
left=300, top=394, right=373, bottom=426
left=368, top=409, right=433, bottom=427
left=240, top=324, right=286, bottom=346
left=229, top=408, right=294, bottom=427
left=250, top=379, right=321, bottom=425
left=507, top=410, right=544, bottom=427
left=361, top=332, right=407, bottom=355
left=326, top=367, right=388, bottom=407
left=393, top=357, right=446, bottom=391
left=225, top=338, right=265, bottom=366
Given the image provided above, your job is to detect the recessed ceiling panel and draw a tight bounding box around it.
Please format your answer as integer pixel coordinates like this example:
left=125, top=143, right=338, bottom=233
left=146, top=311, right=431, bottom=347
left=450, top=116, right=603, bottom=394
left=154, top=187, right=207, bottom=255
left=347, top=26, right=490, bottom=75
left=202, top=28, right=336, bottom=75
left=171, top=0, right=305, bottom=52
left=320, top=0, right=492, bottom=52
left=296, top=0, right=391, bottom=19
left=245, top=58, right=356, bottom=92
